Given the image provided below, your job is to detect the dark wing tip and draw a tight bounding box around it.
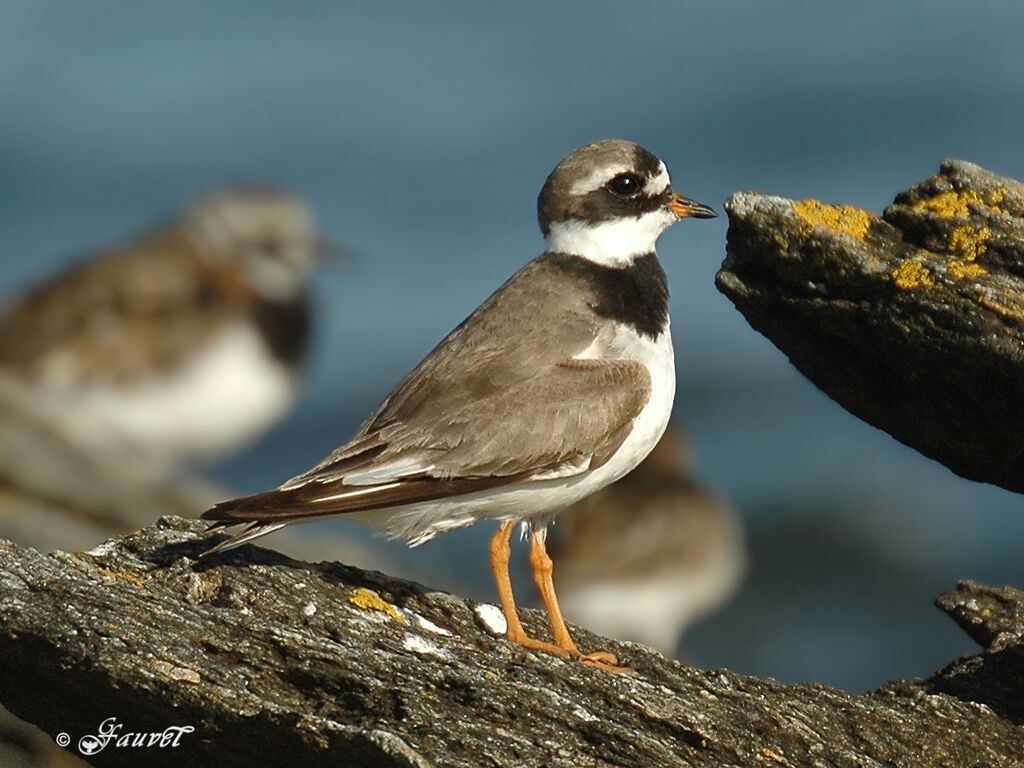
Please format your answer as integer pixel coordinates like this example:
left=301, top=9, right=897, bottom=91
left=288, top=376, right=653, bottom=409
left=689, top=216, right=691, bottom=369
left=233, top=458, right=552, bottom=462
left=199, top=488, right=297, bottom=523
left=200, top=498, right=242, bottom=522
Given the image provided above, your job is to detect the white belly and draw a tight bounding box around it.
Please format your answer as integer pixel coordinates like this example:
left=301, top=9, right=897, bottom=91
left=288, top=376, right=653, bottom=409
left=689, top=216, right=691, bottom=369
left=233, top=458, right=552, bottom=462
left=350, top=323, right=676, bottom=545
left=38, top=322, right=298, bottom=465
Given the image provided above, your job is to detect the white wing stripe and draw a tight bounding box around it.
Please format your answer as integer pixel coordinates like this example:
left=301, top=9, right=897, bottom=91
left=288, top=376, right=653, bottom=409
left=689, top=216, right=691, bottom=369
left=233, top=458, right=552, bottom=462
left=313, top=481, right=404, bottom=503
left=340, top=458, right=434, bottom=486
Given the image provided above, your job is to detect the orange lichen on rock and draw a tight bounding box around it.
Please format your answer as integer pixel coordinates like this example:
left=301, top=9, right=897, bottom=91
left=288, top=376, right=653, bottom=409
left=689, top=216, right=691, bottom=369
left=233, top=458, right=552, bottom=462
left=96, top=567, right=148, bottom=586
left=946, top=224, right=991, bottom=280
left=891, top=260, right=936, bottom=290
left=912, top=189, right=1006, bottom=218
left=948, top=261, right=990, bottom=280
left=348, top=587, right=403, bottom=621
left=792, top=200, right=874, bottom=242
left=948, top=224, right=991, bottom=259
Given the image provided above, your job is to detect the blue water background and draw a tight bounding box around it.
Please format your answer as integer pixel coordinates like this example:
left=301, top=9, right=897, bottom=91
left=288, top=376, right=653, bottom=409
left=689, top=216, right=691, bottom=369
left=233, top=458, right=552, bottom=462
left=2, top=1, right=1023, bottom=691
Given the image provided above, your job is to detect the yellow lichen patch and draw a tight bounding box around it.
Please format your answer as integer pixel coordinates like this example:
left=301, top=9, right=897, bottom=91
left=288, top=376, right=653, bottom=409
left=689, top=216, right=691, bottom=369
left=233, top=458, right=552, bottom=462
left=348, top=587, right=403, bottom=621
left=913, top=189, right=983, bottom=218
left=891, top=260, right=936, bottom=290
left=792, top=199, right=874, bottom=242
left=96, top=567, right=148, bottom=586
left=948, top=261, right=989, bottom=280
left=948, top=224, right=990, bottom=260
left=913, top=188, right=1006, bottom=218
left=940, top=225, right=992, bottom=281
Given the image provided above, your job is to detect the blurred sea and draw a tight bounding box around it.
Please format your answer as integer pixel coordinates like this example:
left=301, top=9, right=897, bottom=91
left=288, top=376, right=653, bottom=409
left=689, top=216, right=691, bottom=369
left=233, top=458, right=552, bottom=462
left=2, top=1, right=1023, bottom=691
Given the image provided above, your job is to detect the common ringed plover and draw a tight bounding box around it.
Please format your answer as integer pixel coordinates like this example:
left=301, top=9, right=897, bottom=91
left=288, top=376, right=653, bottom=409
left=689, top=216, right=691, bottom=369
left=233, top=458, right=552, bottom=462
left=202, top=141, right=715, bottom=673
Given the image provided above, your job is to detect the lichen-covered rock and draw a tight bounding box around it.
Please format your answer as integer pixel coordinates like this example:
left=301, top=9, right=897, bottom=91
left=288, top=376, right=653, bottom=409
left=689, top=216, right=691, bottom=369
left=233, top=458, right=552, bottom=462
left=893, top=582, right=1024, bottom=726
left=936, top=581, right=1024, bottom=652
left=1, top=517, right=1022, bottom=767
left=717, top=160, right=1024, bottom=493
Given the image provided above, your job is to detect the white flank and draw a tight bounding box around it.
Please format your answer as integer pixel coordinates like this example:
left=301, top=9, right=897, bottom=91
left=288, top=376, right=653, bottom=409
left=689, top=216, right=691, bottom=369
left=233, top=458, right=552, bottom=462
left=544, top=209, right=679, bottom=268
left=567, top=321, right=676, bottom=500
left=527, top=455, right=591, bottom=481
left=42, top=322, right=297, bottom=464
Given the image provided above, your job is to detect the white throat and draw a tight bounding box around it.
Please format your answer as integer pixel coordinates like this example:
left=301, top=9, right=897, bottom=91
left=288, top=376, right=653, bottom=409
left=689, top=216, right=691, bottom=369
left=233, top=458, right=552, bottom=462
left=545, top=209, right=677, bottom=267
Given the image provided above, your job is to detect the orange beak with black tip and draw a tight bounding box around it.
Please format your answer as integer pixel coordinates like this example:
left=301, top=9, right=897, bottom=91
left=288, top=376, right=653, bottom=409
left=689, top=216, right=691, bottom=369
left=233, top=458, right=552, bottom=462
left=667, top=191, right=717, bottom=220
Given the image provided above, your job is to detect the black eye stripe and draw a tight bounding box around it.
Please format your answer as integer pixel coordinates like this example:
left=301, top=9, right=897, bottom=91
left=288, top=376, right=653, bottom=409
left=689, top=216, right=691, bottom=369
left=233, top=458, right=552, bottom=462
left=536, top=142, right=675, bottom=235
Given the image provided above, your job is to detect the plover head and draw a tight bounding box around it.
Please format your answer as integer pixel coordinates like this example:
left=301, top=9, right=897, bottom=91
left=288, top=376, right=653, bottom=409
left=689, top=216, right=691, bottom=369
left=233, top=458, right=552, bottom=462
left=538, top=139, right=715, bottom=268
left=186, top=188, right=325, bottom=300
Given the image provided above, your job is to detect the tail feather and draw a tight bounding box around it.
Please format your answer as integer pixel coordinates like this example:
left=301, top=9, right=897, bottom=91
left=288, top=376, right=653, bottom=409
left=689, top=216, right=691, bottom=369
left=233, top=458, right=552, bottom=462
left=201, top=520, right=289, bottom=556
left=199, top=473, right=520, bottom=555
left=199, top=487, right=310, bottom=556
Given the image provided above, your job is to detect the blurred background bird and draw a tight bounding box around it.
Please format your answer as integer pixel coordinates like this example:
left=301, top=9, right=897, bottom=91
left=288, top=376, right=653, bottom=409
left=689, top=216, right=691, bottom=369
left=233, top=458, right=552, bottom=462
left=0, top=188, right=329, bottom=467
left=0, top=188, right=371, bottom=559
left=546, top=427, right=745, bottom=656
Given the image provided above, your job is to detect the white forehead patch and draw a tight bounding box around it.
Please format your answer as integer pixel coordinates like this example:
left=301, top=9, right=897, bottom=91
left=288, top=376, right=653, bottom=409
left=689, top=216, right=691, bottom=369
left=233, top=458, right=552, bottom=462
left=647, top=162, right=671, bottom=196
left=567, top=160, right=671, bottom=198
left=568, top=164, right=633, bottom=196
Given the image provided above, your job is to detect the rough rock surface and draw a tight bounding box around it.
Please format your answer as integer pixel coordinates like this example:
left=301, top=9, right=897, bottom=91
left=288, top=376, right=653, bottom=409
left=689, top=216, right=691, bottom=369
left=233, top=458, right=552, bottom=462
left=717, top=160, right=1024, bottom=492
left=1, top=517, right=1021, bottom=767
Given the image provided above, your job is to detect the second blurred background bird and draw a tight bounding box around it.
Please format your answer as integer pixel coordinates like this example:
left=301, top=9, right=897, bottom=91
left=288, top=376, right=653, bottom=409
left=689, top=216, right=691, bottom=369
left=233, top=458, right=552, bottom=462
left=545, top=426, right=745, bottom=656
left=0, top=188, right=335, bottom=469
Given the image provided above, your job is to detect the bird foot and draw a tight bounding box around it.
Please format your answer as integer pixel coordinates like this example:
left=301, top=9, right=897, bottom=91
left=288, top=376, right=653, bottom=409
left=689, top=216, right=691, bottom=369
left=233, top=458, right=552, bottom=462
left=580, top=651, right=635, bottom=676
left=505, top=632, right=634, bottom=675
left=505, top=631, right=577, bottom=660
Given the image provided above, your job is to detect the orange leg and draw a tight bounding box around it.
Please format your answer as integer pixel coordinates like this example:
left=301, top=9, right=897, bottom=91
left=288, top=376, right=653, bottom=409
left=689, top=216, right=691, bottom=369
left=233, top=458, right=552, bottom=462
left=529, top=528, right=633, bottom=675
left=488, top=521, right=573, bottom=659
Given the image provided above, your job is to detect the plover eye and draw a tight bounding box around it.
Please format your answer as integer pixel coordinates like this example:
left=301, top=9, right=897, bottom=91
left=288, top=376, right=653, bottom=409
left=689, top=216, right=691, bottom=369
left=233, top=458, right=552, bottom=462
left=608, top=173, right=642, bottom=196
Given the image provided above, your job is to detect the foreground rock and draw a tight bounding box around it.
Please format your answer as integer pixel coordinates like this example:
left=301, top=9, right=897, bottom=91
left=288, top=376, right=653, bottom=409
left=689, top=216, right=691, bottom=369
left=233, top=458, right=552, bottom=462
left=717, top=160, right=1024, bottom=492
left=0, top=518, right=1021, bottom=767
